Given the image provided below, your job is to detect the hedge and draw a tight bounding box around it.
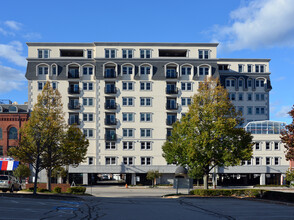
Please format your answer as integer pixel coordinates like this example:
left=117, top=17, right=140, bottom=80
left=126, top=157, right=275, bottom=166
left=190, top=189, right=265, bottom=198
left=66, top=186, right=86, bottom=194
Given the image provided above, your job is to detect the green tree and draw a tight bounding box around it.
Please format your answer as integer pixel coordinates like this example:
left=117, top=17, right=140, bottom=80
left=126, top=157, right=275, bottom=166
left=9, top=82, right=89, bottom=193
left=51, top=166, right=67, bottom=183
left=281, top=106, right=294, bottom=161
left=13, top=164, right=31, bottom=182
left=146, top=170, right=162, bottom=187
left=162, top=77, right=253, bottom=189
left=285, top=169, right=294, bottom=184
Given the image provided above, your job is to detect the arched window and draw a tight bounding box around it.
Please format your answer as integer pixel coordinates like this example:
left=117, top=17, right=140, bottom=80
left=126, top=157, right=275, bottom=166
left=8, top=127, right=18, bottom=140
left=9, top=106, right=17, bottom=113
left=0, top=128, right=2, bottom=139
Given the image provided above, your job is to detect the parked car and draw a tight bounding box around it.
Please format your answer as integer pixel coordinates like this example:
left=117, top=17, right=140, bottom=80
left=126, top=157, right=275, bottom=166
left=0, top=175, right=21, bottom=192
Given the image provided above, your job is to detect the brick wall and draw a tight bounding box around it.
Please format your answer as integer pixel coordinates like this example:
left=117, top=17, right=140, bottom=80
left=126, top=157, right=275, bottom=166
left=26, top=183, right=71, bottom=192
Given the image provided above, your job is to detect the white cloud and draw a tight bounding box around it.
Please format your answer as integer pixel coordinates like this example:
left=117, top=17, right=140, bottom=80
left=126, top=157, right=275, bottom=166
left=275, top=105, right=292, bottom=118
left=0, top=41, right=26, bottom=67
left=4, top=20, right=22, bottom=31
left=212, top=0, right=294, bottom=50
left=0, top=65, right=25, bottom=93
left=23, top=32, right=42, bottom=40
left=0, top=27, right=15, bottom=36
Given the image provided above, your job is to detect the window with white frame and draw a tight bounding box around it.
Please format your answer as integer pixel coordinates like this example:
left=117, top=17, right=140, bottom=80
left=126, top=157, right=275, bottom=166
left=238, top=93, right=243, bottom=101
left=238, top=64, right=243, bottom=72
left=266, top=157, right=271, bottom=165
left=181, top=66, right=191, bottom=75
left=256, top=79, right=265, bottom=87
left=255, top=142, right=260, bottom=150
left=123, top=141, right=133, bottom=150
left=105, top=142, right=116, bottom=150
left=83, top=66, right=93, bottom=75
left=181, top=82, right=192, bottom=91
left=255, top=65, right=265, bottom=73
left=266, top=142, right=271, bottom=150
left=52, top=82, right=57, bottom=90
left=141, top=141, right=151, bottom=150
left=105, top=49, right=116, bottom=58
left=122, top=97, right=134, bottom=106
left=181, top=98, right=191, bottom=106
left=83, top=129, right=94, bottom=138
left=255, top=157, right=261, bottom=165
left=140, top=49, right=151, bottom=58
left=255, top=93, right=265, bottom=101
left=274, top=142, right=279, bottom=150
left=105, top=157, right=116, bottom=165
left=247, top=107, right=253, bottom=115
left=52, top=65, right=57, bottom=75
left=122, top=66, right=133, bottom=74
left=140, top=66, right=151, bottom=75
left=38, top=82, right=46, bottom=90
left=88, top=157, right=94, bottom=165
left=140, top=82, right=151, bottom=91
left=83, top=98, right=94, bottom=106
left=87, top=50, right=92, bottom=59
left=123, top=128, right=134, bottom=137
left=238, top=79, right=243, bottom=88
left=274, top=157, right=279, bottom=165
left=229, top=93, right=236, bottom=101
left=122, top=113, right=134, bottom=122
left=199, top=67, right=209, bottom=76
left=122, top=49, right=133, bottom=58
left=141, top=157, right=151, bottom=165
left=226, top=79, right=235, bottom=87
left=140, top=113, right=152, bottom=122
left=38, top=49, right=49, bottom=58
left=140, top=128, right=152, bottom=137
left=123, top=157, right=133, bottom=165
left=83, top=82, right=93, bottom=91
left=38, top=66, right=48, bottom=75
left=122, top=82, right=134, bottom=91
left=140, top=97, right=152, bottom=106
left=247, top=159, right=252, bottom=165
left=247, top=65, right=252, bottom=73
left=255, top=107, right=265, bottom=115
left=83, top=113, right=94, bottom=122
left=247, top=93, right=252, bottom=101
left=198, top=50, right=209, bottom=59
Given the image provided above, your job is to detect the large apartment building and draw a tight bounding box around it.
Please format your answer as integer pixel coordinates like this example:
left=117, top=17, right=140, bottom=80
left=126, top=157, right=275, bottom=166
left=25, top=42, right=273, bottom=185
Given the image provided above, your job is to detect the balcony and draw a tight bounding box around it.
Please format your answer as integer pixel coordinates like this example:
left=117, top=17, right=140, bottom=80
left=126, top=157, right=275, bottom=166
left=166, top=88, right=178, bottom=94
left=166, top=119, right=176, bottom=126
left=166, top=103, right=178, bottom=110
left=68, top=118, right=80, bottom=125
left=68, top=103, right=81, bottom=110
left=105, top=103, right=117, bottom=110
left=105, top=133, right=117, bottom=141
left=105, top=87, right=117, bottom=94
left=105, top=118, right=117, bottom=125
left=68, top=68, right=80, bottom=79
left=104, top=69, right=116, bottom=78
left=68, top=87, right=80, bottom=94
left=166, top=70, right=178, bottom=79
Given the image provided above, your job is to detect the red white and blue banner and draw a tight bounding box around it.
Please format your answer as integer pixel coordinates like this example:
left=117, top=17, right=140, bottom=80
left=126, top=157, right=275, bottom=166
left=0, top=158, right=19, bottom=171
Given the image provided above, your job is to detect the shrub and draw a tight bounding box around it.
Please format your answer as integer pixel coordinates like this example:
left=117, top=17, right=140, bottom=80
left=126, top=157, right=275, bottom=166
left=53, top=187, right=62, bottom=193
left=37, top=188, right=50, bottom=193
left=190, top=189, right=265, bottom=198
left=66, top=186, right=86, bottom=194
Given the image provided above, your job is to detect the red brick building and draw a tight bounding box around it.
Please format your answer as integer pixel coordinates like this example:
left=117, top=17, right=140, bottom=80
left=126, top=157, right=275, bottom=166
left=0, top=102, right=29, bottom=157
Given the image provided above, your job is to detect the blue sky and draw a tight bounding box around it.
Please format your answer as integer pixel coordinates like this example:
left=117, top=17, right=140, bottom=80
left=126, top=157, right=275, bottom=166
left=0, top=0, right=293, bottom=123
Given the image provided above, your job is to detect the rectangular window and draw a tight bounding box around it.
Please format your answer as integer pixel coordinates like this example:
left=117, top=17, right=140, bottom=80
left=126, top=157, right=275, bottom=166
left=105, top=49, right=116, bottom=58
left=83, top=113, right=94, bottom=122
left=83, top=82, right=93, bottom=91
left=122, top=66, right=133, bottom=74
left=141, top=157, right=151, bottom=165
left=255, top=65, right=265, bottom=73
left=83, top=98, right=94, bottom=106
left=247, top=160, right=252, bottom=165
left=238, top=107, right=244, bottom=115
left=123, top=141, right=133, bottom=150
left=88, top=157, right=93, bottom=165
left=229, top=93, right=236, bottom=101
left=140, top=66, right=151, bottom=75
left=105, top=157, right=116, bottom=165
left=247, top=65, right=252, bottom=73
left=274, top=142, right=279, bottom=150
left=123, top=157, right=133, bottom=165
left=248, top=93, right=252, bottom=101
left=255, top=142, right=260, bottom=150
left=239, top=79, right=243, bottom=87
left=266, top=157, right=271, bottom=165
left=122, top=113, right=134, bottom=122
left=140, top=113, right=152, bottom=122
left=181, top=82, right=192, bottom=91
left=248, top=80, right=252, bottom=88
left=122, top=82, right=134, bottom=91
left=256, top=157, right=260, bottom=165
left=52, top=66, right=57, bottom=75
left=141, top=142, right=151, bottom=150
left=140, top=128, right=152, bottom=137
left=87, top=50, right=92, bottom=59
left=140, top=97, right=152, bottom=106
left=140, top=49, right=151, bottom=58
left=266, top=142, right=270, bottom=150
left=123, top=129, right=134, bottom=137
left=238, top=93, right=243, bottom=101
left=256, top=107, right=265, bottom=115
left=38, top=66, right=48, bottom=75
left=0, top=146, right=3, bottom=156
left=199, top=67, right=209, bottom=76
left=181, top=98, right=192, bottom=106
left=38, top=49, right=49, bottom=58
left=181, top=67, right=191, bottom=75
left=105, top=142, right=116, bottom=150
left=238, top=64, right=243, bottom=72
left=247, top=107, right=252, bottom=115
left=274, top=157, right=279, bottom=165
left=83, top=66, right=93, bottom=75
left=122, top=97, right=134, bottom=106
left=122, top=49, right=133, bottom=58
left=38, top=82, right=46, bottom=90
left=198, top=50, right=209, bottom=59
left=83, top=129, right=94, bottom=138
left=140, top=82, right=151, bottom=91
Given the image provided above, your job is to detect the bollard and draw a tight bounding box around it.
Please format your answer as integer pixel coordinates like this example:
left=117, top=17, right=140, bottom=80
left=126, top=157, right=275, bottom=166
left=125, top=184, right=128, bottom=188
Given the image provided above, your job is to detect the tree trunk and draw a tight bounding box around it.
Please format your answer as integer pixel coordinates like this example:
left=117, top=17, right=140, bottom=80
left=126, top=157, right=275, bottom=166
left=203, top=174, right=208, bottom=189
left=66, top=165, right=69, bottom=184
left=33, top=156, right=40, bottom=195
left=46, top=169, right=52, bottom=191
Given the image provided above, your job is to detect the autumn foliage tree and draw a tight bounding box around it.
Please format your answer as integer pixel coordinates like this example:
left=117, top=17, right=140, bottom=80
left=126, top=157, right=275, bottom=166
left=281, top=106, right=294, bottom=162
left=9, top=82, right=89, bottom=194
left=162, top=77, right=253, bottom=189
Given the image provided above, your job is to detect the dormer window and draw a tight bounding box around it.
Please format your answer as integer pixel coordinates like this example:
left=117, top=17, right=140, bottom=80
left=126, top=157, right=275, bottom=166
left=0, top=106, right=2, bottom=112
left=38, top=49, right=49, bottom=58
left=9, top=106, right=17, bottom=113
left=105, top=49, right=116, bottom=58
left=52, top=65, right=57, bottom=75
left=38, top=66, right=48, bottom=75
left=122, top=66, right=133, bottom=74
left=122, top=49, right=133, bottom=58
left=83, top=66, right=93, bottom=75
left=140, top=66, right=151, bottom=75
left=199, top=67, right=209, bottom=76
left=198, top=50, right=209, bottom=59
left=87, top=50, right=93, bottom=58
left=256, top=79, right=265, bottom=87
left=68, top=66, right=80, bottom=78
left=181, top=66, right=191, bottom=75
left=238, top=64, right=243, bottom=72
